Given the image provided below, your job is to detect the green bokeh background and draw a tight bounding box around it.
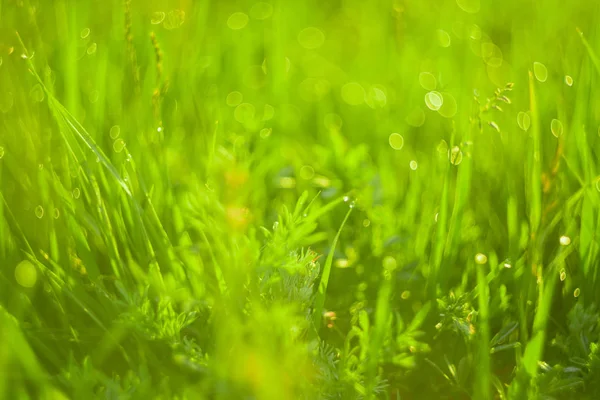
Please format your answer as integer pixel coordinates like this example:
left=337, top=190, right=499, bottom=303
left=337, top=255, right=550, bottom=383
left=1, top=0, right=600, bottom=399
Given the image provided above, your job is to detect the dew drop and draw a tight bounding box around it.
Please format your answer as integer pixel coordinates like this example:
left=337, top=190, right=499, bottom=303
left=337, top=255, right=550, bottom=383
left=73, top=188, right=81, bottom=199
left=363, top=219, right=371, bottom=227
left=388, top=133, right=404, bottom=150
left=409, top=160, right=418, bottom=170
left=449, top=146, right=463, bottom=165
left=560, top=268, right=566, bottom=281
left=80, top=27, right=91, bottom=39
left=343, top=196, right=350, bottom=202
left=574, top=288, right=581, bottom=298
left=425, top=91, right=443, bottom=111
left=559, top=235, right=571, bottom=246
left=533, top=62, right=548, bottom=82
left=35, top=205, right=44, bottom=219
left=227, top=12, right=249, bottom=30
left=15, top=260, right=37, bottom=288
left=551, top=119, right=563, bottom=138
left=475, top=253, right=487, bottom=264
left=53, top=208, right=60, bottom=219
left=383, top=256, right=397, bottom=271
left=565, top=75, right=573, bottom=86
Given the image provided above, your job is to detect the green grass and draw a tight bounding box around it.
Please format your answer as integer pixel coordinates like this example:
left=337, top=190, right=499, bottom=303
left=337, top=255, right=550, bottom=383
left=1, top=0, right=600, bottom=399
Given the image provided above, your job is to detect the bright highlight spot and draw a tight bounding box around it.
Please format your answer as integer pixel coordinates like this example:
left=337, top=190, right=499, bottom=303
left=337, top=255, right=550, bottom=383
left=15, top=260, right=37, bottom=288
left=388, top=133, right=404, bottom=150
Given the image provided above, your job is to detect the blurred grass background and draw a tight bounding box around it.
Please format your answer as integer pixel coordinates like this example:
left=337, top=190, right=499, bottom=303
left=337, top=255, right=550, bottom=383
left=1, top=0, right=600, bottom=399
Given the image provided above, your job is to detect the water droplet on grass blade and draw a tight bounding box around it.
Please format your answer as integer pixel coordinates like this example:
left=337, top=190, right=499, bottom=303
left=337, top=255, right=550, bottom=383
left=227, top=12, right=249, bottom=30
left=15, top=260, right=37, bottom=288
left=35, top=205, right=44, bottom=219
left=80, top=28, right=90, bottom=38
left=226, top=91, right=243, bottom=107
left=410, top=160, right=418, bottom=170
left=449, top=146, right=463, bottom=165
left=388, top=133, right=404, bottom=150
left=565, top=75, right=573, bottom=86
left=517, top=112, right=531, bottom=131
left=475, top=253, right=487, bottom=264
left=72, top=188, right=81, bottom=199
left=559, top=235, right=571, bottom=246
left=425, top=91, right=443, bottom=111
left=418, top=72, right=437, bottom=91
left=560, top=269, right=566, bottom=281
left=533, top=62, right=548, bottom=82
left=574, top=288, right=580, bottom=297
left=298, top=27, right=325, bottom=49
left=551, top=119, right=563, bottom=137
left=383, top=256, right=397, bottom=271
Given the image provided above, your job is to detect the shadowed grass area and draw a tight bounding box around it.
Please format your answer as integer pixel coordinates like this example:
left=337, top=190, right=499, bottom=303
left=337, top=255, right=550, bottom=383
left=1, top=0, right=600, bottom=399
